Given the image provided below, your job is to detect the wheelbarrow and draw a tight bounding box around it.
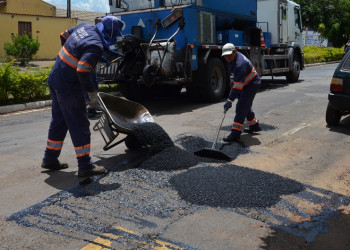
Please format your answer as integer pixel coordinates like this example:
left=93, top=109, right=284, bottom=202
left=93, top=92, right=154, bottom=151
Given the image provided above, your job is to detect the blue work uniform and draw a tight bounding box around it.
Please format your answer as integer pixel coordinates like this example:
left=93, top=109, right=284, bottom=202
left=227, top=51, right=261, bottom=135
left=43, top=23, right=103, bottom=170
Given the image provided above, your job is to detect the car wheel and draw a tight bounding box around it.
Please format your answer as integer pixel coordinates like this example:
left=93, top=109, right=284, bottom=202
left=326, top=103, right=341, bottom=126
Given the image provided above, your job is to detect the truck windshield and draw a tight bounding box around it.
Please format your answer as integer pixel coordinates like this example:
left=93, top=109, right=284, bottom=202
left=116, top=0, right=194, bottom=11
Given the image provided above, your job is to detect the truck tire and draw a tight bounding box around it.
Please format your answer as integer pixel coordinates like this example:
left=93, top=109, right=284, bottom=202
left=326, top=103, right=341, bottom=126
left=286, top=54, right=301, bottom=83
left=199, top=57, right=227, bottom=102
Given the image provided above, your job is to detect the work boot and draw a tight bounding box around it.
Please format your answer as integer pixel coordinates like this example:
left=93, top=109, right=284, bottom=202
left=87, top=108, right=102, bottom=118
left=78, top=164, right=106, bottom=177
left=244, top=123, right=262, bottom=134
left=41, top=161, right=69, bottom=170
left=223, top=131, right=241, bottom=142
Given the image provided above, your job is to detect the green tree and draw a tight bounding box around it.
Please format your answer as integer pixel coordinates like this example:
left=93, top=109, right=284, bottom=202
left=3, top=34, right=40, bottom=66
left=294, top=0, right=350, bottom=47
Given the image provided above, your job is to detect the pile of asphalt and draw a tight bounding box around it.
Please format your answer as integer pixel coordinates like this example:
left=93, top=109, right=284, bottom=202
left=126, top=122, right=174, bottom=155
left=169, top=165, right=305, bottom=208
left=139, top=145, right=199, bottom=171
left=125, top=122, right=199, bottom=171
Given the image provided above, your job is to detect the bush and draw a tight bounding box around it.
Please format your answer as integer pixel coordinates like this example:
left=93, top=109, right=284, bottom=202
left=10, top=69, right=50, bottom=103
left=3, top=34, right=40, bottom=66
left=0, top=60, right=18, bottom=104
left=303, top=46, right=344, bottom=64
left=0, top=61, right=51, bottom=105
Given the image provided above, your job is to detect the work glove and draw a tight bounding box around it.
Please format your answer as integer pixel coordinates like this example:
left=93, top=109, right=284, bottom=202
left=224, top=99, right=233, bottom=112
left=88, top=91, right=98, bottom=109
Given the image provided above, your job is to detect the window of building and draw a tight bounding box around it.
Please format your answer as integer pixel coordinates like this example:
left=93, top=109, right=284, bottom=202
left=18, top=21, right=32, bottom=36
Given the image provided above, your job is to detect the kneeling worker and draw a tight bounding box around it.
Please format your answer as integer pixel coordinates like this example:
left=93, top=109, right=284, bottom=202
left=222, top=43, right=262, bottom=142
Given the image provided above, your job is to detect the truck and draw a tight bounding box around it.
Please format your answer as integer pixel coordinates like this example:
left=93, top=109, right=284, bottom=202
left=98, top=0, right=304, bottom=102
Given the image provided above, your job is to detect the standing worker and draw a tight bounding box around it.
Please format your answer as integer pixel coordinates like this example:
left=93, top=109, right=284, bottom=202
left=222, top=43, right=262, bottom=142
left=41, top=16, right=124, bottom=177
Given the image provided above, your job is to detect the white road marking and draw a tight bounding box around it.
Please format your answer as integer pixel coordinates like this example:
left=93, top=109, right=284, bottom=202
left=282, top=123, right=310, bottom=137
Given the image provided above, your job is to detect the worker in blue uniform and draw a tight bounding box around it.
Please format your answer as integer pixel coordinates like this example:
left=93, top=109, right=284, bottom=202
left=222, top=43, right=262, bottom=142
left=41, top=16, right=124, bottom=177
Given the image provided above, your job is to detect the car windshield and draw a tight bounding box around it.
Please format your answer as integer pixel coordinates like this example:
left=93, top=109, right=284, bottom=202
left=341, top=53, right=350, bottom=71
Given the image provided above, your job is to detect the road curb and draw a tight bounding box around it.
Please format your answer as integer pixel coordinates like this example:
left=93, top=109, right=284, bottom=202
left=305, top=61, right=339, bottom=67
left=0, top=100, right=52, bottom=115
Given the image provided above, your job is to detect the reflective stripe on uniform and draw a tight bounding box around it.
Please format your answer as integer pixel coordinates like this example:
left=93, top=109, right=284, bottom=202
left=58, top=46, right=79, bottom=69
left=75, top=144, right=90, bottom=157
left=60, top=30, right=71, bottom=40
left=46, top=139, right=64, bottom=150
left=233, top=81, right=244, bottom=90
left=247, top=117, right=258, bottom=126
left=245, top=66, right=257, bottom=84
left=232, top=122, right=243, bottom=132
left=58, top=46, right=92, bottom=73
left=232, top=66, right=257, bottom=90
left=77, top=61, right=92, bottom=73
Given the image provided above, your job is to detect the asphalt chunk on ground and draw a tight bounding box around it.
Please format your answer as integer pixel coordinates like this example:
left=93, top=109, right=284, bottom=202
left=169, top=165, right=305, bottom=208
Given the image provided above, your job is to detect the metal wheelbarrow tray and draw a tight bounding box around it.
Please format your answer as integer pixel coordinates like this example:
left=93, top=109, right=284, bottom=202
left=93, top=92, right=154, bottom=151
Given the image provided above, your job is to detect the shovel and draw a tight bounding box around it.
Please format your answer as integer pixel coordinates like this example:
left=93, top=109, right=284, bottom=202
left=194, top=111, right=232, bottom=161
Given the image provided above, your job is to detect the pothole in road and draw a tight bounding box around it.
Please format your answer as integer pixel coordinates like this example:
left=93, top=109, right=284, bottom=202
left=6, top=131, right=350, bottom=247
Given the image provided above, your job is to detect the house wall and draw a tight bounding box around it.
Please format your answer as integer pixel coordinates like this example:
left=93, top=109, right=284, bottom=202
left=0, top=0, right=56, bottom=16
left=0, top=13, right=77, bottom=60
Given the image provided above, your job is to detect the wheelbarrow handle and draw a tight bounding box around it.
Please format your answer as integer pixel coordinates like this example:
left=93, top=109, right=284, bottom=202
left=212, top=111, right=226, bottom=149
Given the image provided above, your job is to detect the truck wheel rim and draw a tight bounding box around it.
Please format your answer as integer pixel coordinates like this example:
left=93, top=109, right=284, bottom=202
left=211, top=67, right=224, bottom=94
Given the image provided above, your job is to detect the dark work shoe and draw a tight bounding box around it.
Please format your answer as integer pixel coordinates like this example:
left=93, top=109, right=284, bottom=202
left=41, top=161, right=69, bottom=170
left=78, top=164, right=106, bottom=177
left=244, top=123, right=262, bottom=134
left=223, top=132, right=241, bottom=142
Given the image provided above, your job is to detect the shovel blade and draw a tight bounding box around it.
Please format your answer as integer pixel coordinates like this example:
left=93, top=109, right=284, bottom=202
left=194, top=148, right=231, bottom=162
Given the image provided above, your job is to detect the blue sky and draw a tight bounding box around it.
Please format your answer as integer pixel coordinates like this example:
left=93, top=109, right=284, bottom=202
left=43, top=0, right=110, bottom=13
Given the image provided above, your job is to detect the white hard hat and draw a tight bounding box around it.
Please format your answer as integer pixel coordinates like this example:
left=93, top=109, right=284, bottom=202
left=221, top=43, right=236, bottom=56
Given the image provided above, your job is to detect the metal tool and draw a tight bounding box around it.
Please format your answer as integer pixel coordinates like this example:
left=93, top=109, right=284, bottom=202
left=194, top=111, right=231, bottom=161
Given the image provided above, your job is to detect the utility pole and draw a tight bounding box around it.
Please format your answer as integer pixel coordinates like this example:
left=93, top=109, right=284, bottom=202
left=67, top=0, right=71, bottom=18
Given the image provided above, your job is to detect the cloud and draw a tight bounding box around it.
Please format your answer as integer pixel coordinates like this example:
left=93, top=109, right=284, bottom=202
left=43, top=0, right=110, bottom=12
left=79, top=0, right=110, bottom=12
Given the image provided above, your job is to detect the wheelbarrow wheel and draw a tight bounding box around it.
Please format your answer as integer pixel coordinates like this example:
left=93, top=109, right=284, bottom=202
left=125, top=135, right=142, bottom=150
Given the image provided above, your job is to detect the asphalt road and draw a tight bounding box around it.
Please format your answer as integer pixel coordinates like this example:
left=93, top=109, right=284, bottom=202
left=1, top=63, right=350, bottom=249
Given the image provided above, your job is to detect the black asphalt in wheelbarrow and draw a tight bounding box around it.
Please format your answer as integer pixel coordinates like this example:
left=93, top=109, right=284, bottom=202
left=93, top=92, right=154, bottom=151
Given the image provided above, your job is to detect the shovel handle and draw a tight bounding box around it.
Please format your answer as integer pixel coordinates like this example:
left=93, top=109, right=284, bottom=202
left=212, top=111, right=226, bottom=149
